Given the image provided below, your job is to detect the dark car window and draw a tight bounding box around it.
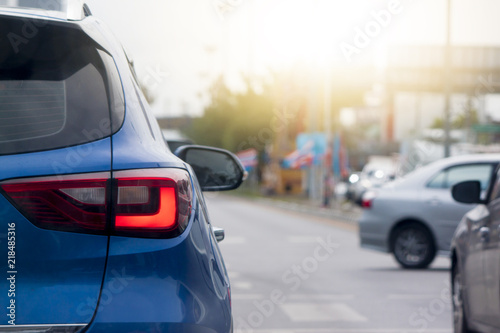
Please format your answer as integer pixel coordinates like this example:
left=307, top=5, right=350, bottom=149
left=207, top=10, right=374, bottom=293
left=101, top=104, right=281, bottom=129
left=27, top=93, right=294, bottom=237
left=427, top=171, right=447, bottom=189
left=427, top=163, right=493, bottom=190
left=0, top=17, right=124, bottom=155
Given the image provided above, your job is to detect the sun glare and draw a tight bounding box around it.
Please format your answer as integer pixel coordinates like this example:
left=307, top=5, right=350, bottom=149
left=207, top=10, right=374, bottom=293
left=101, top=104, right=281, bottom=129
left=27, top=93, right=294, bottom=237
left=247, top=0, right=452, bottom=72
left=252, top=0, right=386, bottom=68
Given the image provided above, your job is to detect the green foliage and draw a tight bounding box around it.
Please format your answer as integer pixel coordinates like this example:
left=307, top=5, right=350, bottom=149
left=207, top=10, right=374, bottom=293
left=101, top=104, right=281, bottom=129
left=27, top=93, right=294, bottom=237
left=431, top=109, right=479, bottom=129
left=454, top=109, right=479, bottom=128
left=185, top=76, right=275, bottom=153
left=185, top=71, right=369, bottom=155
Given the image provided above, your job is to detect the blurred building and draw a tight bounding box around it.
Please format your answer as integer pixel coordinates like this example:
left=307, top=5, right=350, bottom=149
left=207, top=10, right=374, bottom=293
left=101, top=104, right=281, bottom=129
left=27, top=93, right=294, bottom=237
left=386, top=45, right=500, bottom=142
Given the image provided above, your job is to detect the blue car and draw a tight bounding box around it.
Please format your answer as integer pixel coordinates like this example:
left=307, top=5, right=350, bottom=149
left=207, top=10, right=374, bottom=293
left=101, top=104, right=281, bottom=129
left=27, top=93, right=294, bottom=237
left=0, top=4, right=244, bottom=332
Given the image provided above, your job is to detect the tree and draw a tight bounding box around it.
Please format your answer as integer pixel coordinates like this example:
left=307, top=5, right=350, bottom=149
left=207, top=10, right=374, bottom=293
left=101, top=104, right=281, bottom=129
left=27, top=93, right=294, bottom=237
left=185, top=76, right=275, bottom=153
left=431, top=109, right=479, bottom=130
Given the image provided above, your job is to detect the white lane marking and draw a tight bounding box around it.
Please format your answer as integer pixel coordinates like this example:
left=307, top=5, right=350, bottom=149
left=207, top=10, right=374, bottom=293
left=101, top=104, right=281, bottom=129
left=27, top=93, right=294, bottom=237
left=289, top=294, right=355, bottom=301
left=388, top=294, right=449, bottom=300
left=287, top=236, right=322, bottom=243
left=221, top=236, right=246, bottom=244
left=236, top=329, right=451, bottom=333
left=232, top=294, right=355, bottom=301
left=233, top=282, right=253, bottom=290
left=280, top=303, right=368, bottom=322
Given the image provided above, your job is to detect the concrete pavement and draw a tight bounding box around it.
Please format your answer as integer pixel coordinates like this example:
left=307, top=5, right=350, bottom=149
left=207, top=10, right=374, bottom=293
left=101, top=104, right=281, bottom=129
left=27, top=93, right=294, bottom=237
left=207, top=195, right=452, bottom=333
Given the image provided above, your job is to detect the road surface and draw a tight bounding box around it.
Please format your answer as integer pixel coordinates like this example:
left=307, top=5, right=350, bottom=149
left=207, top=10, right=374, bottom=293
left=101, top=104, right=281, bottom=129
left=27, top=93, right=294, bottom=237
left=206, top=195, right=453, bottom=333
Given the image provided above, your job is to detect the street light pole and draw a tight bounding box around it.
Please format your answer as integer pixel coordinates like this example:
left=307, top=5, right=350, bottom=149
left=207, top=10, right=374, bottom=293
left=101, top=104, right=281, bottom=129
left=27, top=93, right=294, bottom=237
left=308, top=68, right=319, bottom=203
left=443, top=0, right=452, bottom=157
left=308, top=0, right=321, bottom=204
left=323, top=61, right=332, bottom=207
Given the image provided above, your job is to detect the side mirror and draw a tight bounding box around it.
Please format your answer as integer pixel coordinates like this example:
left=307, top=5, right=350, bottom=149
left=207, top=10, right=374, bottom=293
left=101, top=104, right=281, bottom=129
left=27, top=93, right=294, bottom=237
left=451, top=181, right=482, bottom=204
left=175, top=145, right=246, bottom=192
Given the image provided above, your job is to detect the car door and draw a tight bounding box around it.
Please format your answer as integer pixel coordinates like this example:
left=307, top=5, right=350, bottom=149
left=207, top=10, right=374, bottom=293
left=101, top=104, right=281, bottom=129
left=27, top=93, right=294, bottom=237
left=481, top=167, right=500, bottom=328
left=422, top=163, right=495, bottom=251
left=462, top=203, right=491, bottom=324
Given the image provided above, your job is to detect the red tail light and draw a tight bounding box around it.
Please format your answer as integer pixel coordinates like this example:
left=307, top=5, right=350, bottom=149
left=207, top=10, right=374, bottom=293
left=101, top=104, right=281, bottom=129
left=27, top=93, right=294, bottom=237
left=361, top=198, right=372, bottom=209
left=1, top=173, right=109, bottom=234
left=113, top=169, right=192, bottom=238
left=0, top=169, right=192, bottom=238
left=361, top=191, right=376, bottom=209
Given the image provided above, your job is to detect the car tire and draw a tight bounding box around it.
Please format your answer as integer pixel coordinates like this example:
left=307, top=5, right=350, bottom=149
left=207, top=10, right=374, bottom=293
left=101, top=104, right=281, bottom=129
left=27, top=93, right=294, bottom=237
left=392, top=223, right=436, bottom=269
left=452, top=264, right=472, bottom=333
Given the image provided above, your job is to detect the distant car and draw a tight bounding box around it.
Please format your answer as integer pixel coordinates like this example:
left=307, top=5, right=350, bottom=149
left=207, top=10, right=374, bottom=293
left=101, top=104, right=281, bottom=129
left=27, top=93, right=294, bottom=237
left=162, top=129, right=194, bottom=152
left=451, top=166, right=500, bottom=333
left=359, top=154, right=499, bottom=269
left=349, top=157, right=397, bottom=205
left=166, top=139, right=194, bottom=153
left=0, top=5, right=243, bottom=332
left=349, top=170, right=394, bottom=205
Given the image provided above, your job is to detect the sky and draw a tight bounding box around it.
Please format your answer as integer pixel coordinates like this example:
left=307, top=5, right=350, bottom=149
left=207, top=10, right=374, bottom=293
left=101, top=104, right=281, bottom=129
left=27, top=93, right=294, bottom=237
left=84, top=0, right=500, bottom=119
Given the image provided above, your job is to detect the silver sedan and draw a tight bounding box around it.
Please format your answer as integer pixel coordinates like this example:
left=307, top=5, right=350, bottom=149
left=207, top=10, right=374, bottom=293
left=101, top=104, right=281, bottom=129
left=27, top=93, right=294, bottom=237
left=359, top=154, right=499, bottom=269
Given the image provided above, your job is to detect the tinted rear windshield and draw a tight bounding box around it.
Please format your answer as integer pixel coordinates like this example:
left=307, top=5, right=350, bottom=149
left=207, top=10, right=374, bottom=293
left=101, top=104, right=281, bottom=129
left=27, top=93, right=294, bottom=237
left=0, top=15, right=124, bottom=155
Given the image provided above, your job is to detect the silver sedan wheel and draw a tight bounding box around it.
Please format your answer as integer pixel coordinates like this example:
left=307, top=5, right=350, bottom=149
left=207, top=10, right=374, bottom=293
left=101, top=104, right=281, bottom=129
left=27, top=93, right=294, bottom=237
left=393, top=224, right=435, bottom=269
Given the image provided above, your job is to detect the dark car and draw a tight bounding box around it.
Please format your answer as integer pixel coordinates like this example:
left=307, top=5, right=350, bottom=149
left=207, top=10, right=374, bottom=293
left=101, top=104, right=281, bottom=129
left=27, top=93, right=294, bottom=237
left=0, top=4, right=243, bottom=332
left=451, top=164, right=500, bottom=333
left=162, top=129, right=195, bottom=152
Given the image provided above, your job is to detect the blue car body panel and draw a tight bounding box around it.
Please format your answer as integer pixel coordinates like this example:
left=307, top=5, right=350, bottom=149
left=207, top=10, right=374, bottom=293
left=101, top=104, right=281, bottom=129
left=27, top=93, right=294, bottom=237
left=88, top=208, right=231, bottom=332
left=0, top=139, right=112, bottom=181
left=0, top=141, right=112, bottom=325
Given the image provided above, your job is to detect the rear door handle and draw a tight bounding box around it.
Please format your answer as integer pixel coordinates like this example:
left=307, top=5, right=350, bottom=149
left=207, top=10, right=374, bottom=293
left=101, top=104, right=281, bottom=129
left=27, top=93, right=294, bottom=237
left=426, top=198, right=441, bottom=206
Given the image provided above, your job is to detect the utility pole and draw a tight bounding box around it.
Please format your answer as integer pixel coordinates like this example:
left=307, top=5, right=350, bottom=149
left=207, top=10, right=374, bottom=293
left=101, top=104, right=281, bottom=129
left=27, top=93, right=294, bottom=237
left=443, top=0, right=452, bottom=157
left=247, top=0, right=255, bottom=81
left=322, top=63, right=333, bottom=207
left=308, top=0, right=321, bottom=204
left=308, top=68, right=319, bottom=203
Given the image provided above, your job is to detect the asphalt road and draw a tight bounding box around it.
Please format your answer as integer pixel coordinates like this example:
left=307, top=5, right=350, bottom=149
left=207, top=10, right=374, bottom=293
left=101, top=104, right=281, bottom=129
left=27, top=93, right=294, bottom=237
left=206, top=195, right=453, bottom=333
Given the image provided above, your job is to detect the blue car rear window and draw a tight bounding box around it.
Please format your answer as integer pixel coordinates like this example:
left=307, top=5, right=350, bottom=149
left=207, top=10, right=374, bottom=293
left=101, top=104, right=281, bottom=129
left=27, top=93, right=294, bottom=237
left=0, top=81, right=66, bottom=142
left=0, top=16, right=124, bottom=155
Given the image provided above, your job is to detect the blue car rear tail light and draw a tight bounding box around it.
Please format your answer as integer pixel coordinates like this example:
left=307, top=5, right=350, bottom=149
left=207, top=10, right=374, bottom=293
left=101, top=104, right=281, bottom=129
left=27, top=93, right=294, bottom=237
left=113, top=169, right=193, bottom=238
left=1, top=174, right=109, bottom=233
left=0, top=169, right=192, bottom=238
